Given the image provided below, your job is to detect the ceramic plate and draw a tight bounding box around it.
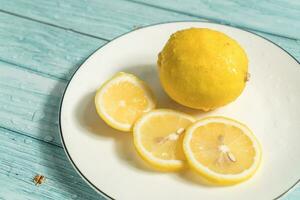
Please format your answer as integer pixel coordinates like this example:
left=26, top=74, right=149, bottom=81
left=60, top=22, right=300, bottom=200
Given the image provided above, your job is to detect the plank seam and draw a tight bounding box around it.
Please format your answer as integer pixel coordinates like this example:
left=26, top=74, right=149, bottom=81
left=0, top=59, right=69, bottom=82
left=0, top=9, right=109, bottom=42
left=0, top=2, right=298, bottom=42
left=123, top=0, right=299, bottom=41
left=0, top=126, right=63, bottom=149
left=0, top=84, right=62, bottom=99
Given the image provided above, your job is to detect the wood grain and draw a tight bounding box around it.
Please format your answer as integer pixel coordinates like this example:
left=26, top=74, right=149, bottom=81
left=1, top=0, right=299, bottom=40
left=0, top=127, right=101, bottom=200
left=0, top=12, right=105, bottom=80
left=0, top=0, right=196, bottom=40
left=0, top=8, right=298, bottom=82
left=0, top=14, right=299, bottom=146
left=0, top=0, right=299, bottom=199
left=130, top=0, right=300, bottom=40
left=0, top=61, right=65, bottom=145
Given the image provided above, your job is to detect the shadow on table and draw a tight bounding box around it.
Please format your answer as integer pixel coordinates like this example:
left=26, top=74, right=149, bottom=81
left=40, top=62, right=213, bottom=200
left=38, top=68, right=102, bottom=199
left=76, top=90, right=155, bottom=173
left=122, top=64, right=204, bottom=115
left=74, top=64, right=204, bottom=173
left=71, top=64, right=212, bottom=188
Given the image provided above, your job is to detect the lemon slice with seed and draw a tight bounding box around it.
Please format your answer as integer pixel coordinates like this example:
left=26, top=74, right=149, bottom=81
left=95, top=72, right=156, bottom=132
left=133, top=109, right=195, bottom=171
left=183, top=116, right=262, bottom=185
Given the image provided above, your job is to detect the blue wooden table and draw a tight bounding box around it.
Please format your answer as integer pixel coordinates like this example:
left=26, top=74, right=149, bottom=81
left=0, top=0, right=299, bottom=199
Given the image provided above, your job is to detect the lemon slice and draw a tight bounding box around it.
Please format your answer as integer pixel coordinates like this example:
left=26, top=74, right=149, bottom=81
left=133, top=109, right=195, bottom=171
left=183, top=116, right=262, bottom=185
left=95, top=72, right=156, bottom=132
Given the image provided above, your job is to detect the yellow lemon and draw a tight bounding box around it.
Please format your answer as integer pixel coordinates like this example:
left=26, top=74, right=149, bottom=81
left=183, top=116, right=262, bottom=185
left=133, top=109, right=195, bottom=171
left=158, top=28, right=248, bottom=111
left=95, top=72, right=156, bottom=132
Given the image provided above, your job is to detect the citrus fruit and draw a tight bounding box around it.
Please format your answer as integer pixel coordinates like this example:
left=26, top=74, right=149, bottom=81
left=183, top=116, right=262, bottom=185
left=95, top=72, right=156, bottom=132
left=158, top=28, right=248, bottom=111
left=133, top=109, right=195, bottom=171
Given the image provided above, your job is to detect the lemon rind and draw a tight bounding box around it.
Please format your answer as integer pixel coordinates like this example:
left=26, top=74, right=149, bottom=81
left=95, top=72, right=156, bottom=132
left=133, top=109, right=195, bottom=171
left=183, top=116, right=262, bottom=185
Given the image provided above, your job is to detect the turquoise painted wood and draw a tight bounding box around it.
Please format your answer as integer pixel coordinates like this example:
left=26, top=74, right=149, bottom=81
left=0, top=127, right=102, bottom=199
left=0, top=0, right=196, bottom=40
left=0, top=0, right=299, bottom=199
left=0, top=0, right=299, bottom=148
left=0, top=61, right=65, bottom=145
left=0, top=1, right=299, bottom=80
left=0, top=12, right=105, bottom=80
left=132, top=0, right=300, bottom=40
left=0, top=0, right=299, bottom=41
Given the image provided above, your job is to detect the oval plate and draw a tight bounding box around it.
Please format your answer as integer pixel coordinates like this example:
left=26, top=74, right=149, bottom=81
left=60, top=22, right=300, bottom=200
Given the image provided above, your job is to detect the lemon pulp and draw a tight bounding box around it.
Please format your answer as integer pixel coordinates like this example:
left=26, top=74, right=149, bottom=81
left=95, top=72, right=156, bottom=131
left=133, top=109, right=194, bottom=171
left=183, top=117, right=262, bottom=185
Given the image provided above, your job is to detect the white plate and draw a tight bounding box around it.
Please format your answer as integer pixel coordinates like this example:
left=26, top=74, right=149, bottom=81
left=60, top=22, right=300, bottom=200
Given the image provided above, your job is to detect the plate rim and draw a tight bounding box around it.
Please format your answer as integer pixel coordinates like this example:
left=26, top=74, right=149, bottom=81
left=59, top=21, right=300, bottom=200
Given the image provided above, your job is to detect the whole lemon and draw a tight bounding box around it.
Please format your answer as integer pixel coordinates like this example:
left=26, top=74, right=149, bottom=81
left=158, top=28, right=248, bottom=111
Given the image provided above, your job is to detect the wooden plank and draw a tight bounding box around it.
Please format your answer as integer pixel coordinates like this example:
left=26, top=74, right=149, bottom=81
left=0, top=14, right=299, bottom=145
left=255, top=33, right=300, bottom=61
left=130, top=0, right=300, bottom=40
left=0, top=61, right=66, bottom=145
left=0, top=0, right=196, bottom=40
left=286, top=188, right=300, bottom=200
left=0, top=122, right=299, bottom=200
left=0, top=127, right=101, bottom=200
left=1, top=0, right=300, bottom=40
left=0, top=128, right=298, bottom=200
left=0, top=1, right=298, bottom=199
left=0, top=33, right=299, bottom=200
left=0, top=12, right=105, bottom=80
left=0, top=1, right=299, bottom=198
left=0, top=11, right=299, bottom=84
